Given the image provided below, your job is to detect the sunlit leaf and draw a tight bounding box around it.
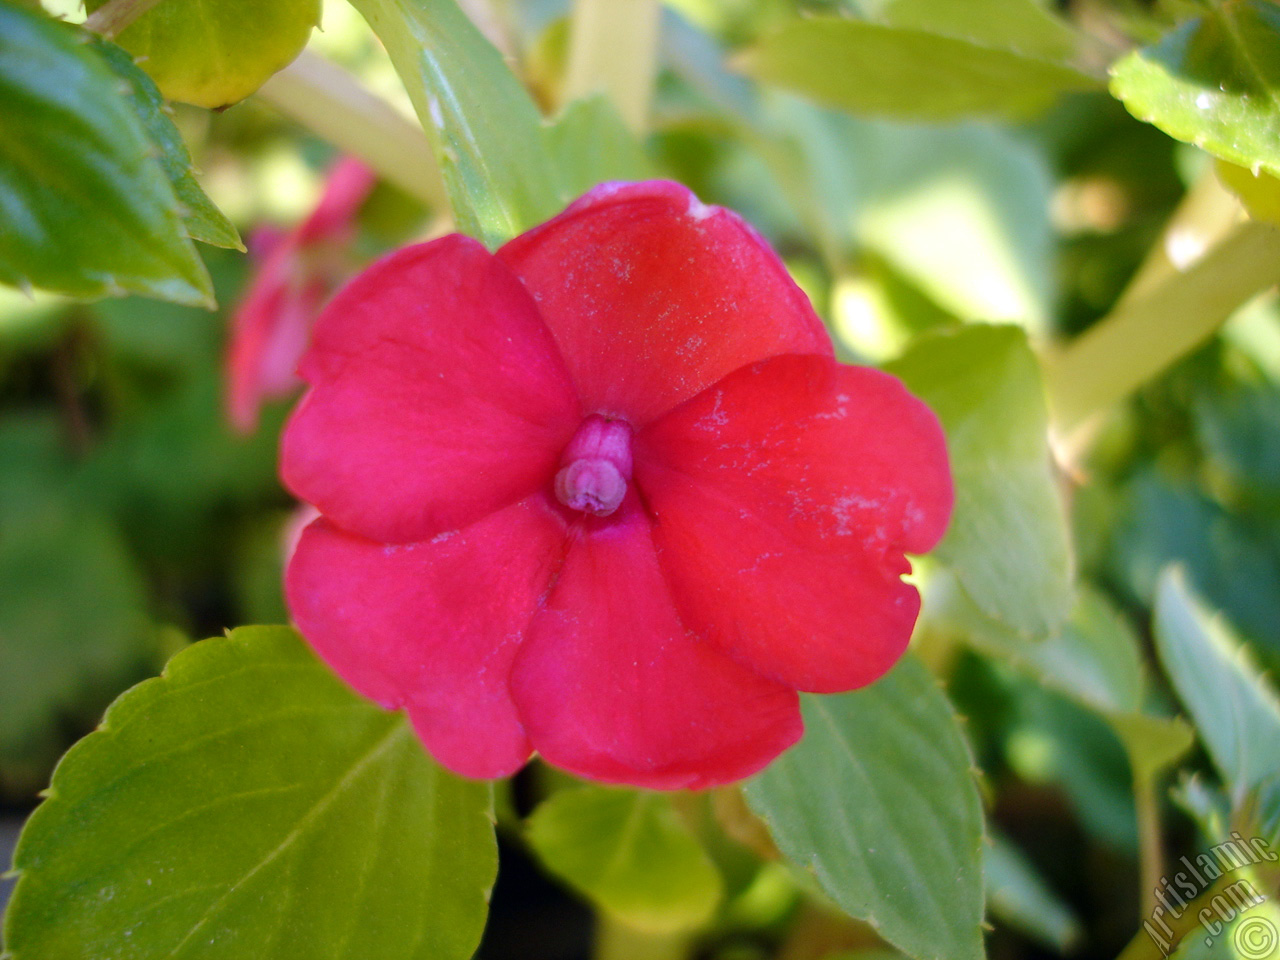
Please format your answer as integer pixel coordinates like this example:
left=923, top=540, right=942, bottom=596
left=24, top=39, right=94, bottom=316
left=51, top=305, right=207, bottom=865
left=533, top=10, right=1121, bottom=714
left=0, top=4, right=212, bottom=306
left=346, top=0, right=561, bottom=247
left=742, top=18, right=1099, bottom=121
left=83, top=0, right=321, bottom=109
left=745, top=655, right=985, bottom=960
left=526, top=786, right=722, bottom=934
left=845, top=0, right=1081, bottom=61
left=1217, top=160, right=1280, bottom=225
left=2, top=627, right=496, bottom=960
left=887, top=325, right=1073, bottom=637
left=1110, top=1, right=1280, bottom=179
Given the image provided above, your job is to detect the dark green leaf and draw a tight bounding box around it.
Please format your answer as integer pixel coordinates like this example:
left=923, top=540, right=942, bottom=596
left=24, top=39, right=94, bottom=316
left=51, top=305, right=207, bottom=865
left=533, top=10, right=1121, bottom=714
left=0, top=418, right=150, bottom=780
left=3, top=627, right=496, bottom=960
left=745, top=656, right=985, bottom=960
left=1154, top=568, right=1280, bottom=804
left=89, top=39, right=242, bottom=251
left=346, top=0, right=561, bottom=247
left=1110, top=1, right=1280, bottom=179
left=742, top=18, right=1100, bottom=121
left=83, top=0, right=321, bottom=109
left=986, top=832, right=1081, bottom=952
left=526, top=786, right=722, bottom=933
left=887, top=325, right=1073, bottom=637
left=0, top=5, right=212, bottom=306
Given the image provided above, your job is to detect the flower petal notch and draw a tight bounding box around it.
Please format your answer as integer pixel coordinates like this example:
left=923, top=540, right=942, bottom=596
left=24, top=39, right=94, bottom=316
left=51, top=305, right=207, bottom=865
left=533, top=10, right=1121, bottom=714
left=282, top=180, right=954, bottom=789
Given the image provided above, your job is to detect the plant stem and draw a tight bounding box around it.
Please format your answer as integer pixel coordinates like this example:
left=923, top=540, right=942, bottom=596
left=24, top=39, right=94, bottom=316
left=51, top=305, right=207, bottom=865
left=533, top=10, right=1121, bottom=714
left=1134, top=772, right=1163, bottom=920
left=1116, top=170, right=1242, bottom=308
left=1114, top=874, right=1238, bottom=960
left=562, top=0, right=661, bottom=132
left=1046, top=219, right=1280, bottom=446
left=83, top=0, right=166, bottom=38
left=256, top=51, right=448, bottom=211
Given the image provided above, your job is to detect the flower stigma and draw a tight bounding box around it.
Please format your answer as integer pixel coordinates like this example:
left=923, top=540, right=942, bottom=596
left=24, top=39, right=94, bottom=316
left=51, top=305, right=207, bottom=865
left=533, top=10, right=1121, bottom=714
left=554, top=414, right=633, bottom=517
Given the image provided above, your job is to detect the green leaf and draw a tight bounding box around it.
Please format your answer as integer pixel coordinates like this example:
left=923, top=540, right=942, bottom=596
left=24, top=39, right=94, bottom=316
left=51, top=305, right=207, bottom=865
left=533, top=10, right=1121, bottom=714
left=1154, top=568, right=1280, bottom=804
left=1110, top=1, right=1280, bottom=179
left=0, top=418, right=150, bottom=780
left=852, top=121, right=1055, bottom=331
left=744, top=655, right=985, bottom=960
left=89, top=39, right=242, bottom=250
left=0, top=5, right=212, bottom=307
left=2, top=627, right=496, bottom=960
left=345, top=0, right=561, bottom=247
left=762, top=101, right=1056, bottom=332
left=847, top=0, right=1082, bottom=61
left=546, top=95, right=657, bottom=202
left=525, top=786, right=722, bottom=934
left=886, top=325, right=1073, bottom=637
left=1217, top=159, right=1280, bottom=225
left=742, top=18, right=1100, bottom=121
left=985, top=832, right=1081, bottom=952
left=83, top=0, right=321, bottom=109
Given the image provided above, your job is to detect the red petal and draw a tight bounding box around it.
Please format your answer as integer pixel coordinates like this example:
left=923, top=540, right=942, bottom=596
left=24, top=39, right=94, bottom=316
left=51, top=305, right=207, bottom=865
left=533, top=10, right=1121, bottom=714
left=297, top=157, right=376, bottom=245
left=498, top=180, right=833, bottom=426
left=510, top=497, right=802, bottom=789
left=282, top=235, right=581, bottom=544
left=635, top=354, right=952, bottom=693
left=286, top=497, right=569, bottom=779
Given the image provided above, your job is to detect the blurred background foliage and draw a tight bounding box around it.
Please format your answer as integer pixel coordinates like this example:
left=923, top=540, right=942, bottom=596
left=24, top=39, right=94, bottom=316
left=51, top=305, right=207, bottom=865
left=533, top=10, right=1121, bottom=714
left=2, top=0, right=1280, bottom=958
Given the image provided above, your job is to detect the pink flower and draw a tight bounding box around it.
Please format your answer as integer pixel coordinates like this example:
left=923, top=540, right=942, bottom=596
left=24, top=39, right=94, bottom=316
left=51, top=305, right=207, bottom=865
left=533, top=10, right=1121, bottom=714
left=225, top=156, right=377, bottom=433
left=282, top=181, right=952, bottom=789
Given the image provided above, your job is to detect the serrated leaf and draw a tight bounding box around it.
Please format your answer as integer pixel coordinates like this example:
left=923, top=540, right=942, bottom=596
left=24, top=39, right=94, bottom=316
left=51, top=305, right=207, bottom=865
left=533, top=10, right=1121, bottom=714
left=742, top=18, right=1100, bottom=121
left=1110, top=1, right=1280, bottom=179
left=90, top=39, right=242, bottom=251
left=346, top=0, right=561, bottom=247
left=886, top=325, right=1073, bottom=637
left=546, top=95, right=657, bottom=202
left=1217, top=159, right=1280, bottom=225
left=525, top=786, right=722, bottom=934
left=1154, top=568, right=1280, bottom=805
left=744, top=655, right=985, bottom=960
left=2, top=626, right=496, bottom=960
left=83, top=0, right=320, bottom=109
left=0, top=5, right=212, bottom=306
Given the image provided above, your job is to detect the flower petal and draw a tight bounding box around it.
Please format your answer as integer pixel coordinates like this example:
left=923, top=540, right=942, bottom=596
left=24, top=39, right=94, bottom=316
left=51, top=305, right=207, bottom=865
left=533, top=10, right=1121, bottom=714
left=498, top=180, right=833, bottom=425
left=635, top=354, right=953, bottom=693
left=285, top=497, right=569, bottom=779
left=282, top=234, right=581, bottom=544
left=510, top=497, right=802, bottom=789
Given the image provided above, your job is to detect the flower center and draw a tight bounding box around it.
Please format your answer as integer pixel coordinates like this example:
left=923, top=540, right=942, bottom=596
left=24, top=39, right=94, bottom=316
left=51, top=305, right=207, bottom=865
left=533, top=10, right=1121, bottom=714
left=554, top=415, right=633, bottom=517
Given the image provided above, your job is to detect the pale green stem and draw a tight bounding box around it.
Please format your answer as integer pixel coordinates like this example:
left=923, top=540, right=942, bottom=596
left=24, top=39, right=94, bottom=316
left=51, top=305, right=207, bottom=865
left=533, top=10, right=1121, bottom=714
left=562, top=0, right=661, bottom=132
left=256, top=51, right=448, bottom=212
left=1116, top=169, right=1243, bottom=309
left=83, top=0, right=166, bottom=37
left=1046, top=219, right=1280, bottom=449
left=1135, top=772, right=1163, bottom=920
